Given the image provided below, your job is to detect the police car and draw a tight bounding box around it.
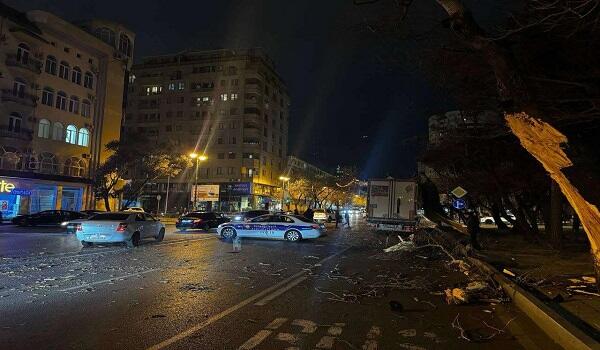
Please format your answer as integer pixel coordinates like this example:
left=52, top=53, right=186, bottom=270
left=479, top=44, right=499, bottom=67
left=216, top=214, right=324, bottom=242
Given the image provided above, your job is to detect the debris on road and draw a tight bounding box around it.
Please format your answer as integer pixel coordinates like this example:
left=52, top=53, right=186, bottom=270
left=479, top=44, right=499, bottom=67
left=445, top=288, right=469, bottom=304
left=180, top=283, right=213, bottom=292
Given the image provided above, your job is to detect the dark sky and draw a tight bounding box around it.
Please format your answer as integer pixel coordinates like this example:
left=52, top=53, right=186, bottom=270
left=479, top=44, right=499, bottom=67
left=6, top=0, right=511, bottom=178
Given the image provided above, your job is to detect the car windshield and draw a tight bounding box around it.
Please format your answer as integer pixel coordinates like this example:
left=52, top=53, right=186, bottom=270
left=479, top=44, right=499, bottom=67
left=89, top=213, right=130, bottom=221
left=292, top=215, right=314, bottom=223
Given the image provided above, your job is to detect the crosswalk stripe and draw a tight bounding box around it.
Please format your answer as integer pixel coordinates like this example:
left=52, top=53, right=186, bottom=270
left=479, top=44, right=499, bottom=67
left=315, top=336, right=336, bottom=349
left=291, top=319, right=318, bottom=334
left=362, top=326, right=381, bottom=350
left=265, top=317, right=288, bottom=330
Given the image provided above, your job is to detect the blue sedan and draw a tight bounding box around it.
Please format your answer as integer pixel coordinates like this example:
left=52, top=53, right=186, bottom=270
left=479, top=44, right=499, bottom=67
left=217, top=214, right=324, bottom=242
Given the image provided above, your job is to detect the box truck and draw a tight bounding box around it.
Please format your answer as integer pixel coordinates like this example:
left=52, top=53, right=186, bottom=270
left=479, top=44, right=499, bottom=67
left=367, top=178, right=418, bottom=232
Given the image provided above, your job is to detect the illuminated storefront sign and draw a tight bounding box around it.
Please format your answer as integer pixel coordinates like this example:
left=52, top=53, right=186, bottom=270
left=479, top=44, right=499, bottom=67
left=0, top=179, right=16, bottom=193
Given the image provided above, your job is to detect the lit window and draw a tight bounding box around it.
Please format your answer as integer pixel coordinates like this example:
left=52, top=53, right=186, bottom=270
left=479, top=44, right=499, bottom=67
left=168, top=83, right=175, bottom=91
left=202, top=96, right=210, bottom=102
left=77, top=128, right=89, bottom=146
left=220, top=93, right=228, bottom=101
left=230, top=93, right=238, bottom=101
left=178, top=82, right=185, bottom=90
left=146, top=85, right=162, bottom=95
left=38, top=119, right=51, bottom=138
left=65, top=125, right=77, bottom=144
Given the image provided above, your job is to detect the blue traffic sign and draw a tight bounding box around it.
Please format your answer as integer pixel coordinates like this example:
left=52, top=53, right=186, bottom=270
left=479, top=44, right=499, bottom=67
left=452, top=198, right=466, bottom=210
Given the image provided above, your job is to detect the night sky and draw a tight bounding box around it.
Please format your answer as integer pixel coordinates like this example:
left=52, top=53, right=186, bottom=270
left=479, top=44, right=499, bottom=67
left=6, top=0, right=511, bottom=178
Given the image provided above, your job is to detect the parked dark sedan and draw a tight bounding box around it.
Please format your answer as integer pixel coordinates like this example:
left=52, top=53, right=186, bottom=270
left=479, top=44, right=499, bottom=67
left=230, top=210, right=270, bottom=222
left=12, top=210, right=88, bottom=227
left=176, top=212, right=230, bottom=231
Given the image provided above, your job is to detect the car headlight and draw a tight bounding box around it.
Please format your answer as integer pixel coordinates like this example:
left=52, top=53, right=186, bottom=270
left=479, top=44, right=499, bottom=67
left=61, top=221, right=69, bottom=227
left=234, top=216, right=242, bottom=221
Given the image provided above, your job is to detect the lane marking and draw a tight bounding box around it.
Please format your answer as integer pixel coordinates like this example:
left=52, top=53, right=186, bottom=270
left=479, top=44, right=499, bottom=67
left=327, top=323, right=345, bottom=336
left=57, top=268, right=161, bottom=292
left=238, top=330, right=272, bottom=350
left=265, top=317, right=288, bottom=330
left=254, top=276, right=307, bottom=306
left=146, top=247, right=351, bottom=350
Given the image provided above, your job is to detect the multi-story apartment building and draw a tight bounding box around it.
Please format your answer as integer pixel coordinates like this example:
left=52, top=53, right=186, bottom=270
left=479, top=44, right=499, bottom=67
left=124, top=49, right=289, bottom=212
left=0, top=4, right=134, bottom=219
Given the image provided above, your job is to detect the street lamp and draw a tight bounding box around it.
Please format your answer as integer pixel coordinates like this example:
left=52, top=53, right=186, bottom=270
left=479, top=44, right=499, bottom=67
left=279, top=176, right=290, bottom=211
left=189, top=152, right=207, bottom=211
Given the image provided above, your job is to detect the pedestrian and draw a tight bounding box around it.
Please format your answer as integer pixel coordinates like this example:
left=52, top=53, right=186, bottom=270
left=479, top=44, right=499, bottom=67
left=344, top=211, right=350, bottom=227
left=335, top=208, right=340, bottom=228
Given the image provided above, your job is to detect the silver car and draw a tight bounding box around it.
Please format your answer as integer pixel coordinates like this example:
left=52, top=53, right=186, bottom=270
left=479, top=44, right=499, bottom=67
left=74, top=212, right=165, bottom=247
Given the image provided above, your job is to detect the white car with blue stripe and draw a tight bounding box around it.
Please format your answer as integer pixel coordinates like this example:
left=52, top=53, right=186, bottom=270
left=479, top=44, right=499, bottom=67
left=217, top=214, right=324, bottom=242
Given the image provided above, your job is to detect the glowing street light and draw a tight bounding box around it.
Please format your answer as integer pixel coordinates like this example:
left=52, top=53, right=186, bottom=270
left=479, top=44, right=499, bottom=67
left=279, top=176, right=290, bottom=210
left=189, top=152, right=208, bottom=210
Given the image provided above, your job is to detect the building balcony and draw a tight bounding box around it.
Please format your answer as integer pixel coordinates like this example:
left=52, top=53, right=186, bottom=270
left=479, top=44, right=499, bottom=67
left=1, top=89, right=37, bottom=107
left=245, top=84, right=261, bottom=94
left=0, top=125, right=33, bottom=141
left=5, top=54, right=42, bottom=74
left=242, top=127, right=261, bottom=139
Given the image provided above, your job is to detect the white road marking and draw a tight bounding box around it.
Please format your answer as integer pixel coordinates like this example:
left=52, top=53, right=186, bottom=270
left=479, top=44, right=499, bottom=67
left=315, top=336, right=336, bottom=349
left=254, top=276, right=307, bottom=306
left=265, top=317, right=288, bottom=330
left=57, top=268, right=161, bottom=292
left=276, top=332, right=299, bottom=344
left=146, top=247, right=351, bottom=350
left=327, top=324, right=344, bottom=336
left=292, top=319, right=318, bottom=334
left=398, top=329, right=417, bottom=337
left=238, top=330, right=272, bottom=350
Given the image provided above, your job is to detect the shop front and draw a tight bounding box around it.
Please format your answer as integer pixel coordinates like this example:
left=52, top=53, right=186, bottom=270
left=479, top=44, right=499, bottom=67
left=0, top=176, right=86, bottom=220
left=218, top=182, right=252, bottom=212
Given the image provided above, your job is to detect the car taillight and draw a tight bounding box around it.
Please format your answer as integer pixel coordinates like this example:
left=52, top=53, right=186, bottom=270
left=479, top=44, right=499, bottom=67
left=76, top=224, right=83, bottom=231
left=311, top=224, right=320, bottom=229
left=116, top=223, right=128, bottom=232
left=193, top=219, right=203, bottom=223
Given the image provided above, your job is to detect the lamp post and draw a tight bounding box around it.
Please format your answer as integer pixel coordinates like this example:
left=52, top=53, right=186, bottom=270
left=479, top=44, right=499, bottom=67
left=189, top=153, right=207, bottom=211
left=279, top=176, right=290, bottom=211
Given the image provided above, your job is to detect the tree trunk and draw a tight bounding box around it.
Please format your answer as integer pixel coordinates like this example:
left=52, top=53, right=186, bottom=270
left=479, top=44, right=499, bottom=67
left=549, top=179, right=563, bottom=249
left=435, top=0, right=600, bottom=291
left=103, top=195, right=111, bottom=212
left=491, top=201, right=508, bottom=230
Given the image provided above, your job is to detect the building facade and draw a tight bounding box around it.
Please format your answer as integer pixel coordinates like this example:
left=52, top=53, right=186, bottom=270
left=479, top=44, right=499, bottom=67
left=286, top=156, right=334, bottom=180
left=124, top=49, right=289, bottom=213
left=0, top=4, right=134, bottom=219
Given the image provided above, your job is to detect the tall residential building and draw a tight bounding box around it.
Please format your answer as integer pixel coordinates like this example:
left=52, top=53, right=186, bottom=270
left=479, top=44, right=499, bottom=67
left=286, top=156, right=334, bottom=180
left=124, top=49, right=289, bottom=212
left=0, top=4, right=134, bottom=219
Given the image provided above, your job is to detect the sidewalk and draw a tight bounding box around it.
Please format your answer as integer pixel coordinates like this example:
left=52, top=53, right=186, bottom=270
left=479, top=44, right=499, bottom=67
left=476, top=228, right=600, bottom=339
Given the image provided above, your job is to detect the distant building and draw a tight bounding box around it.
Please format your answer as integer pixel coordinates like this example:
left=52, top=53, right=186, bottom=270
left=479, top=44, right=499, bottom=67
left=123, top=48, right=289, bottom=212
left=0, top=3, right=134, bottom=219
left=286, top=156, right=334, bottom=180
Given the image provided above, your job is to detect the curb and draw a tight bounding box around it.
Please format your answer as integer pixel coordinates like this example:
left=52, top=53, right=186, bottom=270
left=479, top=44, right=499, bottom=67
left=468, top=257, right=600, bottom=350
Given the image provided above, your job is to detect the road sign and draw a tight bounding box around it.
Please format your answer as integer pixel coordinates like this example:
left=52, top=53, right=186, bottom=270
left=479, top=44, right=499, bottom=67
left=451, top=186, right=468, bottom=198
left=452, top=198, right=467, bottom=210
left=156, top=194, right=162, bottom=200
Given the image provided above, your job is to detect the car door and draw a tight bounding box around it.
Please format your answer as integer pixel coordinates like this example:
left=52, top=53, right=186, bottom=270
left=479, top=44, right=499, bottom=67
left=243, top=215, right=271, bottom=238
left=144, top=214, right=159, bottom=237
left=133, top=213, right=146, bottom=236
left=267, top=215, right=292, bottom=239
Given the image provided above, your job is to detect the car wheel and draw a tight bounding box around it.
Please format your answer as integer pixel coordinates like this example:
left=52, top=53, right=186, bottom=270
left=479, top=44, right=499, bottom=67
left=155, top=228, right=165, bottom=242
left=82, top=241, right=93, bottom=247
left=285, top=230, right=302, bottom=242
left=128, top=232, right=141, bottom=248
left=221, top=227, right=236, bottom=240
left=202, top=223, right=210, bottom=231
left=485, top=219, right=494, bottom=224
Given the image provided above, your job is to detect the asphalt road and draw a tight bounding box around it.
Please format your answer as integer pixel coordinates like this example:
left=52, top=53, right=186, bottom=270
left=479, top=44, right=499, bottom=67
left=0, top=218, right=559, bottom=350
